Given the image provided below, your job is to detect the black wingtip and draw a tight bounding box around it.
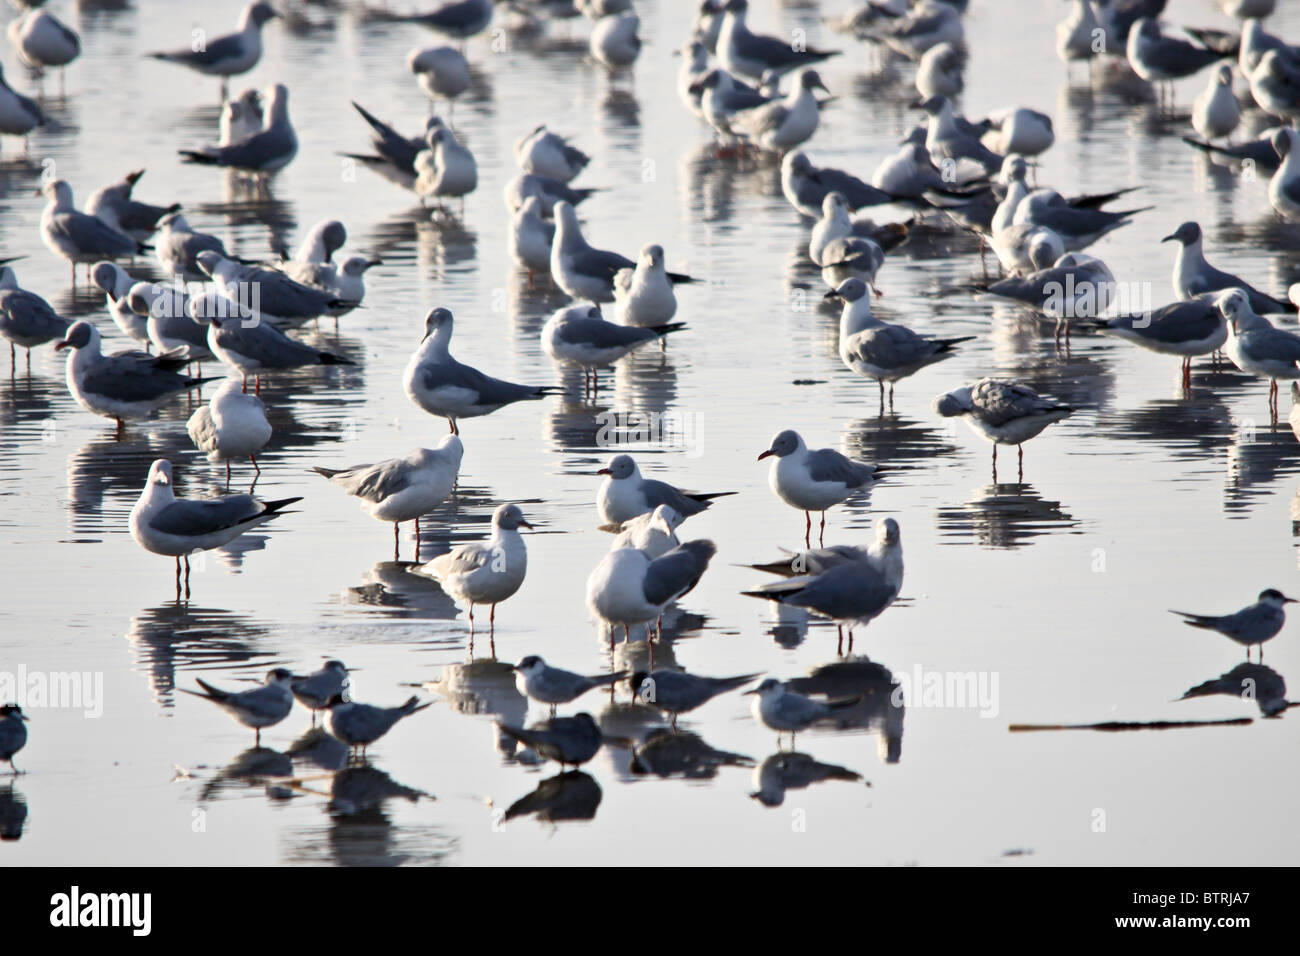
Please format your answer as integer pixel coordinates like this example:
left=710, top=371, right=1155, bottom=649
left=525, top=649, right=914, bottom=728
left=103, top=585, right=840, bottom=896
left=318, top=352, right=355, bottom=366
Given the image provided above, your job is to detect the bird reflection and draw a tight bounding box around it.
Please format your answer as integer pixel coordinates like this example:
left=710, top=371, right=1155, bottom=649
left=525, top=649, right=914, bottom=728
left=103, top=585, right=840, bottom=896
left=327, top=765, right=430, bottom=815
left=425, top=659, right=528, bottom=756
left=629, top=729, right=754, bottom=779
left=66, top=430, right=192, bottom=531
left=842, top=411, right=960, bottom=467
left=1179, top=662, right=1291, bottom=717
left=415, top=213, right=478, bottom=277
left=198, top=745, right=294, bottom=802
left=1224, top=423, right=1300, bottom=516
left=504, top=770, right=601, bottom=823
left=125, top=602, right=271, bottom=709
left=1096, top=393, right=1235, bottom=463
left=936, top=482, right=1079, bottom=549
left=341, top=560, right=460, bottom=619
left=787, top=657, right=904, bottom=763
left=0, top=783, right=27, bottom=841
left=749, top=752, right=865, bottom=807
left=286, top=727, right=351, bottom=773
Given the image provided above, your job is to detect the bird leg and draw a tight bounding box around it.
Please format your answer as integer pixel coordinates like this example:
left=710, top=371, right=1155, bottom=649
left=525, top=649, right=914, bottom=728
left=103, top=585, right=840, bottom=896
left=991, top=445, right=998, bottom=484
left=415, top=517, right=421, bottom=563
left=804, top=511, right=811, bottom=549
left=448, top=416, right=459, bottom=436
left=250, top=454, right=260, bottom=474
left=393, top=522, right=400, bottom=562
left=819, top=512, right=826, bottom=547
left=1018, top=445, right=1024, bottom=483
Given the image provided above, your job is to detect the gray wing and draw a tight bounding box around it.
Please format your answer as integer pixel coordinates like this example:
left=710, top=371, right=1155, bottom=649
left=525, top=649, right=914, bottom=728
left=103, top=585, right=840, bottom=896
left=639, top=478, right=708, bottom=517
left=155, top=31, right=247, bottom=69
left=191, top=127, right=294, bottom=170
left=424, top=356, right=546, bottom=407
left=844, top=325, right=940, bottom=368
left=1146, top=35, right=1221, bottom=74
left=557, top=315, right=658, bottom=349
left=1106, top=297, right=1219, bottom=343
left=214, top=322, right=322, bottom=368
left=428, top=540, right=493, bottom=576
left=817, top=168, right=893, bottom=208
left=327, top=458, right=412, bottom=502
left=1249, top=327, right=1300, bottom=361
left=0, top=289, right=67, bottom=340
left=243, top=268, right=339, bottom=316
left=786, top=561, right=896, bottom=619
left=1026, top=205, right=1127, bottom=237
left=149, top=495, right=264, bottom=536
left=82, top=355, right=192, bottom=401
left=774, top=692, right=831, bottom=725
left=178, top=232, right=229, bottom=261
left=567, top=245, right=637, bottom=283
left=49, top=212, right=136, bottom=256
left=643, top=541, right=715, bottom=606
left=732, top=101, right=788, bottom=136
left=804, top=448, right=874, bottom=487
left=970, top=379, right=1067, bottom=425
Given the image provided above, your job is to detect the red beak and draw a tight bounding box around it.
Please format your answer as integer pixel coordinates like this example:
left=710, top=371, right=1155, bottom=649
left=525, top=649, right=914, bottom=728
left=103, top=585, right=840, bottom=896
left=596, top=468, right=611, bottom=475
left=55, top=341, right=70, bottom=351
left=757, top=449, right=774, bottom=461
left=518, top=520, right=534, bottom=529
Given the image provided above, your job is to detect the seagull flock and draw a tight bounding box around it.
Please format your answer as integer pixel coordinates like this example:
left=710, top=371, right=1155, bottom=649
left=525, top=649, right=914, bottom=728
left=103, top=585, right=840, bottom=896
left=2, top=0, right=1299, bottom=827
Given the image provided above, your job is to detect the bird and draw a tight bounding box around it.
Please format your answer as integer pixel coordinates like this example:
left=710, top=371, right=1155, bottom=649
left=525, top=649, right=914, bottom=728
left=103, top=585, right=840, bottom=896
left=56, top=322, right=207, bottom=437
left=130, top=459, right=301, bottom=591
left=747, top=517, right=904, bottom=590
left=980, top=251, right=1117, bottom=343
left=758, top=429, right=881, bottom=547
left=0, top=64, right=42, bottom=158
left=0, top=705, right=28, bottom=774
left=630, top=669, right=760, bottom=728
left=550, top=201, right=696, bottom=303
left=419, top=503, right=532, bottom=640
left=745, top=678, right=860, bottom=747
left=819, top=235, right=885, bottom=294
left=729, top=69, right=828, bottom=153
left=180, top=668, right=295, bottom=745
left=404, top=308, right=558, bottom=434
left=179, top=83, right=298, bottom=181
left=37, top=180, right=143, bottom=286
left=1057, top=0, right=1103, bottom=68
left=542, top=302, right=685, bottom=391
left=154, top=213, right=236, bottom=280
left=1162, top=221, right=1294, bottom=314
left=933, top=378, right=1075, bottom=481
left=1088, top=294, right=1225, bottom=386
left=695, top=68, right=774, bottom=146
left=127, top=282, right=211, bottom=365
left=513, top=656, right=626, bottom=713
left=830, top=278, right=973, bottom=403
left=0, top=264, right=68, bottom=371
left=198, top=248, right=353, bottom=328
left=611, top=505, right=683, bottom=559
left=290, top=661, right=349, bottom=721
left=785, top=153, right=895, bottom=219
left=89, top=261, right=150, bottom=348
left=414, top=125, right=478, bottom=210
left=980, top=107, right=1055, bottom=159
left=1127, top=17, right=1224, bottom=104
left=85, top=170, right=179, bottom=245
left=343, top=105, right=443, bottom=193
left=589, top=12, right=641, bottom=74
left=1192, top=65, right=1241, bottom=143
left=8, top=8, right=79, bottom=95
left=1219, top=288, right=1300, bottom=418
left=1172, top=589, right=1295, bottom=662
left=147, top=2, right=280, bottom=99
left=324, top=695, right=431, bottom=756
left=587, top=540, right=717, bottom=643
left=613, top=244, right=681, bottom=328
left=186, top=377, right=273, bottom=485
left=916, top=41, right=965, bottom=99
left=219, top=88, right=263, bottom=146
left=314, top=435, right=464, bottom=562
left=1246, top=49, right=1300, bottom=123
left=397, top=0, right=493, bottom=43
left=496, top=713, right=603, bottom=768
left=1267, top=128, right=1300, bottom=223
left=596, top=453, right=735, bottom=526
left=718, top=0, right=837, bottom=82
left=508, top=196, right=556, bottom=282
left=515, top=125, right=589, bottom=184
left=408, top=46, right=471, bottom=111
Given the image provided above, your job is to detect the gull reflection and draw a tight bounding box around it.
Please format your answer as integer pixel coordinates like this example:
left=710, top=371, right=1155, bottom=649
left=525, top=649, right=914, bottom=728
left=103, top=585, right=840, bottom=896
left=1179, top=662, right=1291, bottom=717
left=66, top=430, right=191, bottom=532
left=1095, top=393, right=1235, bottom=463
left=198, top=744, right=294, bottom=802
left=0, top=782, right=27, bottom=841
left=629, top=729, right=754, bottom=780
left=936, top=482, right=1080, bottom=549
left=340, top=560, right=461, bottom=619
left=1224, top=422, right=1300, bottom=517
left=415, top=213, right=478, bottom=277
left=504, top=770, right=601, bottom=824
left=425, top=658, right=528, bottom=756
left=787, top=657, right=905, bottom=763
left=749, top=752, right=865, bottom=807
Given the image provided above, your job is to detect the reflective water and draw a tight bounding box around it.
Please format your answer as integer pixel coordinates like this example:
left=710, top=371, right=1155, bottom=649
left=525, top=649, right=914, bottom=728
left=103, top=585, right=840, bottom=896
left=1, top=0, right=1298, bottom=865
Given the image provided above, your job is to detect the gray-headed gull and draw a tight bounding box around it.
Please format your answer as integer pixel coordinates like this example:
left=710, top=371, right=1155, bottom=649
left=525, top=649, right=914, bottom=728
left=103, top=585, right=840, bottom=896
left=718, top=0, right=837, bottom=81
left=1163, top=221, right=1294, bottom=314
left=147, top=2, right=280, bottom=98
left=596, top=453, right=734, bottom=525
left=1219, top=288, right=1300, bottom=418
left=180, top=83, right=298, bottom=180
left=758, top=428, right=881, bottom=546
left=0, top=264, right=67, bottom=369
left=587, top=539, right=717, bottom=642
left=186, top=377, right=273, bottom=484
left=420, top=503, right=532, bottom=641
left=37, top=180, right=142, bottom=285
left=542, top=302, right=685, bottom=390
left=515, top=125, right=590, bottom=184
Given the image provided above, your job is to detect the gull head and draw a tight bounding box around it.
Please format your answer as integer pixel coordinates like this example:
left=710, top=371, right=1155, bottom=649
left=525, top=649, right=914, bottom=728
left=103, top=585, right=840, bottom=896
left=420, top=307, right=454, bottom=342
left=0, top=704, right=27, bottom=722
left=784, top=150, right=813, bottom=177
left=826, top=277, right=869, bottom=304
left=640, top=244, right=664, bottom=269
left=598, top=454, right=637, bottom=480
left=321, top=660, right=348, bottom=676
left=266, top=667, right=295, bottom=686
left=1271, top=127, right=1295, bottom=160
left=55, top=320, right=95, bottom=352
left=194, top=249, right=230, bottom=279
left=742, top=678, right=783, bottom=698
left=933, top=388, right=972, bottom=418
left=651, top=504, right=684, bottom=534
left=1215, top=288, right=1252, bottom=331
left=821, top=190, right=850, bottom=219
left=156, top=210, right=187, bottom=232
left=914, top=95, right=949, bottom=117
left=246, top=2, right=280, bottom=27
left=316, top=220, right=348, bottom=259
left=758, top=428, right=803, bottom=461
left=513, top=655, right=545, bottom=675
left=494, top=503, right=534, bottom=531
left=34, top=178, right=72, bottom=205
left=1214, top=64, right=1234, bottom=87
left=553, top=200, right=580, bottom=234
left=1000, top=154, right=1029, bottom=182
left=1160, top=221, right=1201, bottom=246
left=690, top=69, right=724, bottom=95
left=799, top=69, right=829, bottom=94
left=723, top=0, right=747, bottom=14
left=340, top=255, right=381, bottom=277
left=145, top=459, right=173, bottom=487
left=1258, top=588, right=1297, bottom=607
left=876, top=517, right=901, bottom=547
left=90, top=261, right=131, bottom=298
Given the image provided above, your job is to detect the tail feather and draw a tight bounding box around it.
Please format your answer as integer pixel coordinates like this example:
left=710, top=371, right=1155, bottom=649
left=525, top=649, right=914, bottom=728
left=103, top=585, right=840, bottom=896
left=666, top=271, right=697, bottom=284
left=649, top=322, right=687, bottom=336
left=1171, top=610, right=1217, bottom=629
left=400, top=695, right=433, bottom=716
left=586, top=671, right=627, bottom=688
left=178, top=150, right=218, bottom=166
left=318, top=351, right=355, bottom=366
left=684, top=491, right=737, bottom=503
left=312, top=466, right=343, bottom=479
left=260, top=496, right=304, bottom=514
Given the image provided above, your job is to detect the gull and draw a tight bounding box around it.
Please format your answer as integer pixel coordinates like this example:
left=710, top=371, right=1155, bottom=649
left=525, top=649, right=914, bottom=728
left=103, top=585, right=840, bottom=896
left=1172, top=589, right=1295, bottom=662
left=550, top=201, right=695, bottom=302
left=587, top=540, right=717, bottom=642
left=127, top=282, right=211, bottom=363
left=862, top=0, right=965, bottom=60
left=590, top=12, right=641, bottom=74
left=179, top=84, right=298, bottom=180
left=325, top=695, right=431, bottom=756
left=630, top=669, right=760, bottom=727
left=578, top=0, right=633, bottom=18
left=287, top=220, right=348, bottom=267
left=759, top=428, right=880, bottom=546
left=290, top=661, right=349, bottom=721
left=89, top=261, right=150, bottom=348
left=408, top=46, right=471, bottom=111
left=676, top=40, right=711, bottom=116
left=0, top=264, right=68, bottom=370
left=1127, top=18, right=1223, bottom=104
left=420, top=503, right=533, bottom=638
left=147, top=3, right=279, bottom=98
left=694, top=0, right=725, bottom=51
left=916, top=42, right=964, bottom=99
left=513, top=656, right=626, bottom=714
left=131, top=459, right=299, bottom=595
left=1097, top=0, right=1170, bottom=51
left=180, top=668, right=295, bottom=745
left=404, top=307, right=558, bottom=434
left=980, top=108, right=1054, bottom=159
left=398, top=0, right=494, bottom=43
left=186, top=377, right=273, bottom=483
left=342, top=105, right=443, bottom=193
left=1162, top=221, right=1294, bottom=314
left=1057, top=0, right=1102, bottom=68
left=824, top=0, right=909, bottom=39
left=8, top=8, right=79, bottom=94
left=809, top=192, right=907, bottom=264
left=747, top=517, right=903, bottom=591
left=745, top=678, right=858, bottom=747
left=542, top=302, right=685, bottom=390
left=1219, top=288, right=1300, bottom=417
left=497, top=713, right=603, bottom=768
left=198, top=251, right=351, bottom=329
left=1222, top=0, right=1275, bottom=18
left=920, top=95, right=1004, bottom=180
left=718, top=0, right=838, bottom=82
left=1012, top=189, right=1147, bottom=252
left=981, top=251, right=1117, bottom=342
left=37, top=180, right=143, bottom=285
left=0, top=705, right=27, bottom=774
left=933, top=378, right=1075, bottom=480
left=1267, top=128, right=1300, bottom=222
left=278, top=255, right=378, bottom=321
left=1239, top=19, right=1299, bottom=76
left=85, top=170, right=179, bottom=244
left=694, top=68, right=772, bottom=144
left=819, top=235, right=885, bottom=293
left=869, top=142, right=978, bottom=206
left=509, top=196, right=555, bottom=282
left=154, top=213, right=235, bottom=280
left=314, top=435, right=464, bottom=561
left=0, top=64, right=42, bottom=158
left=611, top=505, right=683, bottom=559
left=414, top=125, right=478, bottom=210
left=596, top=453, right=735, bottom=525
left=56, top=322, right=206, bottom=436
left=220, top=88, right=263, bottom=146
left=1192, top=65, right=1240, bottom=143
left=515, top=125, right=589, bottom=184
left=830, top=277, right=972, bottom=402
left=188, top=291, right=354, bottom=392
left=1089, top=294, right=1225, bottom=385
left=729, top=69, right=828, bottom=153
left=992, top=220, right=1065, bottom=277
left=1246, top=49, right=1300, bottom=123
left=503, top=173, right=598, bottom=216
left=613, top=244, right=681, bottom=327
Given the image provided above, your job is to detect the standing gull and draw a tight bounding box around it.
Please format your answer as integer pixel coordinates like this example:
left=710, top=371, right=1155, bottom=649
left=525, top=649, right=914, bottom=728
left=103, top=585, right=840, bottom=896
left=729, top=69, right=829, bottom=154
left=589, top=12, right=641, bottom=75
left=1162, top=221, right=1295, bottom=314
left=587, top=540, right=717, bottom=643
left=1088, top=293, right=1225, bottom=386
left=187, top=377, right=273, bottom=484
left=718, top=0, right=837, bottom=81
left=508, top=196, right=555, bottom=282
left=550, top=201, right=695, bottom=303
left=8, top=8, right=79, bottom=95
left=398, top=0, right=494, bottom=43
left=0, top=265, right=67, bottom=371
left=343, top=104, right=443, bottom=193
left=758, top=429, right=881, bottom=547
left=290, top=661, right=349, bottom=722
left=1219, top=289, right=1300, bottom=418
left=180, top=84, right=299, bottom=181
left=154, top=213, right=236, bottom=280
left=596, top=453, right=735, bottom=526
left=147, top=3, right=280, bottom=98
left=408, top=46, right=471, bottom=112
left=90, top=261, right=149, bottom=348
left=37, top=180, right=142, bottom=285
left=0, top=64, right=42, bottom=158
left=542, top=302, right=685, bottom=391
left=515, top=125, right=590, bottom=184
left=513, top=656, right=626, bottom=714
left=85, top=170, right=180, bottom=244
left=414, top=126, right=478, bottom=211
left=0, top=705, right=27, bottom=774
left=611, top=505, right=683, bottom=559
left=1192, top=65, right=1241, bottom=144
left=197, top=251, right=351, bottom=329
left=933, top=378, right=1075, bottom=481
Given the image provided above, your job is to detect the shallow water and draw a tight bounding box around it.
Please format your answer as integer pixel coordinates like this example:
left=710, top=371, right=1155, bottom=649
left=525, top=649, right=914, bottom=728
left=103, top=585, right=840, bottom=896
left=1, top=0, right=1299, bottom=865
